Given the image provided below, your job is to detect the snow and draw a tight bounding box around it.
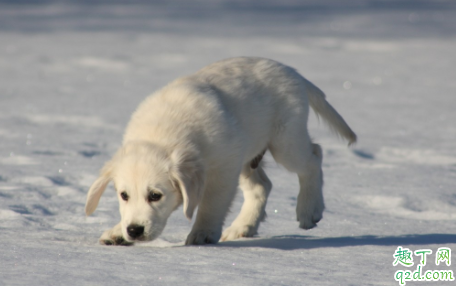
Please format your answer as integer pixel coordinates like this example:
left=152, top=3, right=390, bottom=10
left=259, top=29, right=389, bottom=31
left=1, top=1, right=456, bottom=285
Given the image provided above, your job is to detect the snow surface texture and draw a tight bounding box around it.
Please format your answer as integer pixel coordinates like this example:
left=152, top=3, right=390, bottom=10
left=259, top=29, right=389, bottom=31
left=1, top=1, right=456, bottom=285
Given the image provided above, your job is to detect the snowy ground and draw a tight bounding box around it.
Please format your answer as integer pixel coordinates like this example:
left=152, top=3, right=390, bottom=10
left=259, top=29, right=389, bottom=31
left=1, top=1, right=456, bottom=285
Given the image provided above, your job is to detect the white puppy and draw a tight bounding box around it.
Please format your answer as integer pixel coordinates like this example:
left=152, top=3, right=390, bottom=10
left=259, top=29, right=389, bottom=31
left=85, top=57, right=356, bottom=246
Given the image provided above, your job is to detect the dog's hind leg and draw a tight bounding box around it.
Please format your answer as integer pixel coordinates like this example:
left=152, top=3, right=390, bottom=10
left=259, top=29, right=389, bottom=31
left=220, top=163, right=272, bottom=241
left=269, top=122, right=324, bottom=230
left=295, top=143, right=324, bottom=229
left=99, top=222, right=133, bottom=246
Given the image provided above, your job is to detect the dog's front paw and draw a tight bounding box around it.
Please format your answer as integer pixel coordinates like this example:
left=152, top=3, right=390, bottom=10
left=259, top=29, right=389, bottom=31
left=185, top=229, right=221, bottom=245
left=99, top=236, right=133, bottom=246
left=296, top=200, right=324, bottom=230
left=99, top=225, right=133, bottom=246
left=220, top=224, right=257, bottom=242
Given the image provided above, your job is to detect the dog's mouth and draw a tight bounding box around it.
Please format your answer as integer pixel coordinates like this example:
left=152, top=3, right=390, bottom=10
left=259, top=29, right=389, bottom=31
left=125, top=231, right=159, bottom=243
left=126, top=235, right=147, bottom=242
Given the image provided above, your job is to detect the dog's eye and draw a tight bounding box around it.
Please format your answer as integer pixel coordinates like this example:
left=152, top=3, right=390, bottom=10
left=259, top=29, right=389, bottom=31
left=120, top=191, right=129, bottom=201
left=147, top=192, right=162, bottom=203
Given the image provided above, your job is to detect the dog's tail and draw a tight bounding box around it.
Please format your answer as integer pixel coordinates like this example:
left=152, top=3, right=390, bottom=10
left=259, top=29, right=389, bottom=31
left=305, top=79, right=357, bottom=145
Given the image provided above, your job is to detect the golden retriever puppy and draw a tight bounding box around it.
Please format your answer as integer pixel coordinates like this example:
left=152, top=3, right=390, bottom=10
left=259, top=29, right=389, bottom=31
left=85, top=57, right=356, bottom=245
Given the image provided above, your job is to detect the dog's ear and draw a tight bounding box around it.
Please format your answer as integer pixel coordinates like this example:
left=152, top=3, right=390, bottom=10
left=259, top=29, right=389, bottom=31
left=85, top=160, right=115, bottom=216
left=169, top=147, right=205, bottom=220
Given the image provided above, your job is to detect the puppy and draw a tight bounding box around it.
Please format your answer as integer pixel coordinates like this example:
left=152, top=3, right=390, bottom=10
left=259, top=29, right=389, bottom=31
left=85, top=57, right=356, bottom=245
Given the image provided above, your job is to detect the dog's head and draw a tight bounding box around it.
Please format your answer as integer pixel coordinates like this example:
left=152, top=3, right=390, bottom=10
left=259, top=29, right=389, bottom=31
left=85, top=142, right=205, bottom=242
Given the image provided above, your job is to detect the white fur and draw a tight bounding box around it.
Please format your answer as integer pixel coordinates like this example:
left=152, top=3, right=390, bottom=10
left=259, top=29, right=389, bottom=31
left=85, top=57, right=356, bottom=245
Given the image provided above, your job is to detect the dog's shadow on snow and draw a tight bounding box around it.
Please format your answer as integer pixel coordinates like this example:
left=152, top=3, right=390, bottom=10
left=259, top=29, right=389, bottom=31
left=217, top=234, right=456, bottom=250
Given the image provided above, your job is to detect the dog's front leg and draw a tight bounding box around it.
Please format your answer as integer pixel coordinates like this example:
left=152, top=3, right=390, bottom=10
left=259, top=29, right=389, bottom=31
left=99, top=222, right=133, bottom=246
left=221, top=164, right=272, bottom=241
left=185, top=172, right=239, bottom=245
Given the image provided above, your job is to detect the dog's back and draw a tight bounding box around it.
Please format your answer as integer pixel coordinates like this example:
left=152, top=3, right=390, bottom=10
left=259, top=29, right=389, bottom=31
left=124, top=57, right=355, bottom=165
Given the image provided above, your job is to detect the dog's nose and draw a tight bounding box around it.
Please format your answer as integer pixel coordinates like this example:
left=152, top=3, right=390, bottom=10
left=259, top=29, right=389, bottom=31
left=127, top=224, right=144, bottom=239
